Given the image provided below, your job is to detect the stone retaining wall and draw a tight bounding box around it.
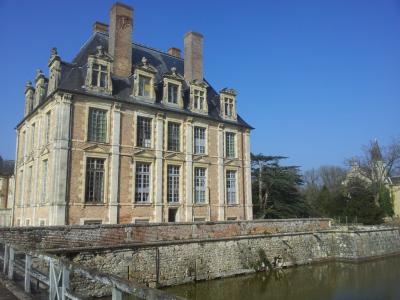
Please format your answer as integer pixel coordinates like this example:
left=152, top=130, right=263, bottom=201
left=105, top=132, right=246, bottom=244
left=0, top=218, right=330, bottom=250
left=67, top=226, right=400, bottom=296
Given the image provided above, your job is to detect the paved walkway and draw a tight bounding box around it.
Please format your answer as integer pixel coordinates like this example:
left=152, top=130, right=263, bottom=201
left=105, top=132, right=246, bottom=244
left=0, top=282, right=17, bottom=300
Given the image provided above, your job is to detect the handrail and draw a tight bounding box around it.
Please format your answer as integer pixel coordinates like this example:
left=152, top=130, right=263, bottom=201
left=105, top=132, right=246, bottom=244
left=0, top=241, right=185, bottom=300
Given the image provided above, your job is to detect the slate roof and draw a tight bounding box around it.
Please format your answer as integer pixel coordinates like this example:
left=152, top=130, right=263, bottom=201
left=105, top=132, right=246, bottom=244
left=56, top=32, right=252, bottom=129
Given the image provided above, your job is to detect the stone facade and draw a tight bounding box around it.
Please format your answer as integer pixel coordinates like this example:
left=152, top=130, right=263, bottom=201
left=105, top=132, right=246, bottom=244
left=12, top=3, right=253, bottom=226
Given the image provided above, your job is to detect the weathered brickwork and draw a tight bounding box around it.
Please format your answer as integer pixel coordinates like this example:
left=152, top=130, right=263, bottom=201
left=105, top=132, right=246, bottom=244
left=0, top=219, right=330, bottom=250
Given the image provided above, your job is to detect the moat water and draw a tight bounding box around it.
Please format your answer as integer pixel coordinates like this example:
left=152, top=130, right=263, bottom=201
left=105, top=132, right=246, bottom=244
left=164, top=255, right=400, bottom=300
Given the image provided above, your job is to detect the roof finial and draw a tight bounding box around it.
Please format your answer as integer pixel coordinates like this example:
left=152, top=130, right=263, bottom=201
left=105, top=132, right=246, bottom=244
left=141, top=56, right=148, bottom=66
left=96, top=45, right=104, bottom=56
left=171, top=67, right=176, bottom=76
left=51, top=47, right=58, bottom=57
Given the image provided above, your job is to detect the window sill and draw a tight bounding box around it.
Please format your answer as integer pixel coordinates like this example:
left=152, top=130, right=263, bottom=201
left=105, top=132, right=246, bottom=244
left=193, top=203, right=208, bottom=207
left=133, top=202, right=152, bottom=206
left=227, top=204, right=240, bottom=207
left=86, top=140, right=109, bottom=145
left=167, top=202, right=181, bottom=207
left=83, top=202, right=106, bottom=206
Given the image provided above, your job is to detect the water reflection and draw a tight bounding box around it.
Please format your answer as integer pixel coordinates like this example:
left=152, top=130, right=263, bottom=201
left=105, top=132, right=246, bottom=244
left=165, top=255, right=400, bottom=300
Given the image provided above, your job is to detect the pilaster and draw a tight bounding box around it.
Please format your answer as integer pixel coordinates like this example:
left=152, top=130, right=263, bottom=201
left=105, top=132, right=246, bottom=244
left=217, top=124, right=225, bottom=221
left=50, top=93, right=72, bottom=225
left=185, top=117, right=193, bottom=221
left=109, top=103, right=121, bottom=224
left=243, top=129, right=253, bottom=220
left=154, top=113, right=164, bottom=222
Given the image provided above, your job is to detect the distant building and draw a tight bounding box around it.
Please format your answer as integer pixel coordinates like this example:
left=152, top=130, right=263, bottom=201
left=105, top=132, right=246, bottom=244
left=0, top=157, right=14, bottom=226
left=344, top=141, right=400, bottom=217
left=12, top=3, right=253, bottom=226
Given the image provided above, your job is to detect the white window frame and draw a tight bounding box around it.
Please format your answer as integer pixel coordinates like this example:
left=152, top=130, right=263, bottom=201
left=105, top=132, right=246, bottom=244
left=193, top=126, right=207, bottom=155
left=189, top=84, right=208, bottom=114
left=225, top=131, right=236, bottom=158
left=166, top=121, right=182, bottom=152
left=193, top=167, right=207, bottom=204
left=167, top=165, right=180, bottom=203
left=225, top=169, right=238, bottom=205
left=134, top=69, right=156, bottom=102
left=81, top=152, right=109, bottom=204
left=134, top=161, right=152, bottom=203
left=84, top=103, right=111, bottom=143
left=136, top=115, right=153, bottom=148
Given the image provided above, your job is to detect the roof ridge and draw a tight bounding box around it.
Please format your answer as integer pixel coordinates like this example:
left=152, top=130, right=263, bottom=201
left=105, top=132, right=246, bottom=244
left=95, top=31, right=184, bottom=61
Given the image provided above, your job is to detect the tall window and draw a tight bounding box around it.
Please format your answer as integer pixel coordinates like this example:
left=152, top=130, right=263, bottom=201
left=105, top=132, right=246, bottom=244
left=138, top=75, right=151, bottom=97
left=22, top=131, right=26, bottom=157
left=224, top=98, right=234, bottom=117
left=193, top=89, right=205, bottom=110
left=135, top=163, right=150, bottom=203
left=137, top=117, right=152, bottom=148
left=194, top=167, right=206, bottom=204
left=168, top=122, right=180, bottom=151
left=168, top=83, right=178, bottom=104
left=194, top=127, right=206, bottom=154
left=226, top=170, right=236, bottom=204
left=19, top=170, right=23, bottom=205
left=167, top=165, right=180, bottom=203
left=31, top=123, right=35, bottom=150
left=225, top=132, right=236, bottom=158
left=88, top=108, right=107, bottom=142
left=26, top=166, right=32, bottom=205
left=85, top=158, right=105, bottom=203
left=91, top=63, right=108, bottom=88
left=45, top=111, right=51, bottom=144
left=41, top=160, right=48, bottom=204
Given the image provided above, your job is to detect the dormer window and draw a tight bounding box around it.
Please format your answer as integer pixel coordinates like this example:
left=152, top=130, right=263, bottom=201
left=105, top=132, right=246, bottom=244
left=85, top=46, right=112, bottom=94
left=193, top=89, right=205, bottom=110
left=163, top=67, right=184, bottom=108
left=223, top=97, right=234, bottom=118
left=134, top=57, right=157, bottom=102
left=138, top=75, right=151, bottom=97
left=92, top=63, right=108, bottom=88
left=189, top=82, right=208, bottom=114
left=219, top=88, right=237, bottom=120
left=168, top=83, right=179, bottom=104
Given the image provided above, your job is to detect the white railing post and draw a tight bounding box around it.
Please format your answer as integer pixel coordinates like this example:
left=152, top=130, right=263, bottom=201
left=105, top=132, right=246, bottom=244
left=61, top=265, right=70, bottom=300
left=112, top=287, right=122, bottom=300
left=24, top=254, right=32, bottom=293
left=3, top=244, right=9, bottom=274
left=7, top=247, right=14, bottom=280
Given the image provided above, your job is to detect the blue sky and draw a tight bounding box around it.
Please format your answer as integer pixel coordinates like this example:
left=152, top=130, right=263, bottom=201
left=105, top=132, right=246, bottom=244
left=0, top=0, right=399, bottom=171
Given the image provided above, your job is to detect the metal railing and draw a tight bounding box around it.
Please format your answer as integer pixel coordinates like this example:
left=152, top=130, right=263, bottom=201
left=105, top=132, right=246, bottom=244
left=0, top=241, right=185, bottom=300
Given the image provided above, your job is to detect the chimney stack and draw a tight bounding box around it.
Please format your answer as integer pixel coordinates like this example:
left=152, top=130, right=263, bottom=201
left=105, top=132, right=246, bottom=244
left=184, top=32, right=203, bottom=82
left=93, top=21, right=108, bottom=34
left=167, top=47, right=181, bottom=58
left=109, top=3, right=133, bottom=77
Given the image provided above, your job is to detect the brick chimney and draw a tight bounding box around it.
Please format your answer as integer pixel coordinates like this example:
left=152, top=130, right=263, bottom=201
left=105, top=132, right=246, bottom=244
left=93, top=21, right=108, bottom=34
left=109, top=2, right=133, bottom=77
left=184, top=32, right=203, bottom=82
left=167, top=47, right=181, bottom=58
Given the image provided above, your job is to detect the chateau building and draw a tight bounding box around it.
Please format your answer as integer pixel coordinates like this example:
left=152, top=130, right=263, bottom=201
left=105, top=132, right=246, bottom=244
left=13, top=3, right=253, bottom=226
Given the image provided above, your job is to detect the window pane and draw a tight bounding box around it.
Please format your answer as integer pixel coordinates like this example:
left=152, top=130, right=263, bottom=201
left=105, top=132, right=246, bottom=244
left=168, top=122, right=180, bottom=151
left=85, top=158, right=105, bottom=202
left=88, top=108, right=107, bottom=142
left=135, top=163, right=150, bottom=202
left=194, top=127, right=206, bottom=154
left=45, top=112, right=51, bottom=144
left=168, top=83, right=178, bottom=104
left=41, top=160, right=48, bottom=203
left=139, top=75, right=151, bottom=97
left=225, top=132, right=235, bottom=158
left=194, top=167, right=206, bottom=203
left=167, top=165, right=180, bottom=202
left=226, top=170, right=236, bottom=204
left=137, top=117, right=152, bottom=148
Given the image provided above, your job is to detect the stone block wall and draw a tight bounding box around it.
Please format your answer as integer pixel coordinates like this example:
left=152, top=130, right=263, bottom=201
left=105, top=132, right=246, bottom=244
left=67, top=227, right=400, bottom=296
left=0, top=218, right=331, bottom=250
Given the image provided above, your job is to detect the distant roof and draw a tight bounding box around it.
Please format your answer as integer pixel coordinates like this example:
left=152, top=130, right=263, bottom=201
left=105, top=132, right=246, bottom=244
left=0, top=156, right=14, bottom=177
left=55, top=32, right=252, bottom=129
